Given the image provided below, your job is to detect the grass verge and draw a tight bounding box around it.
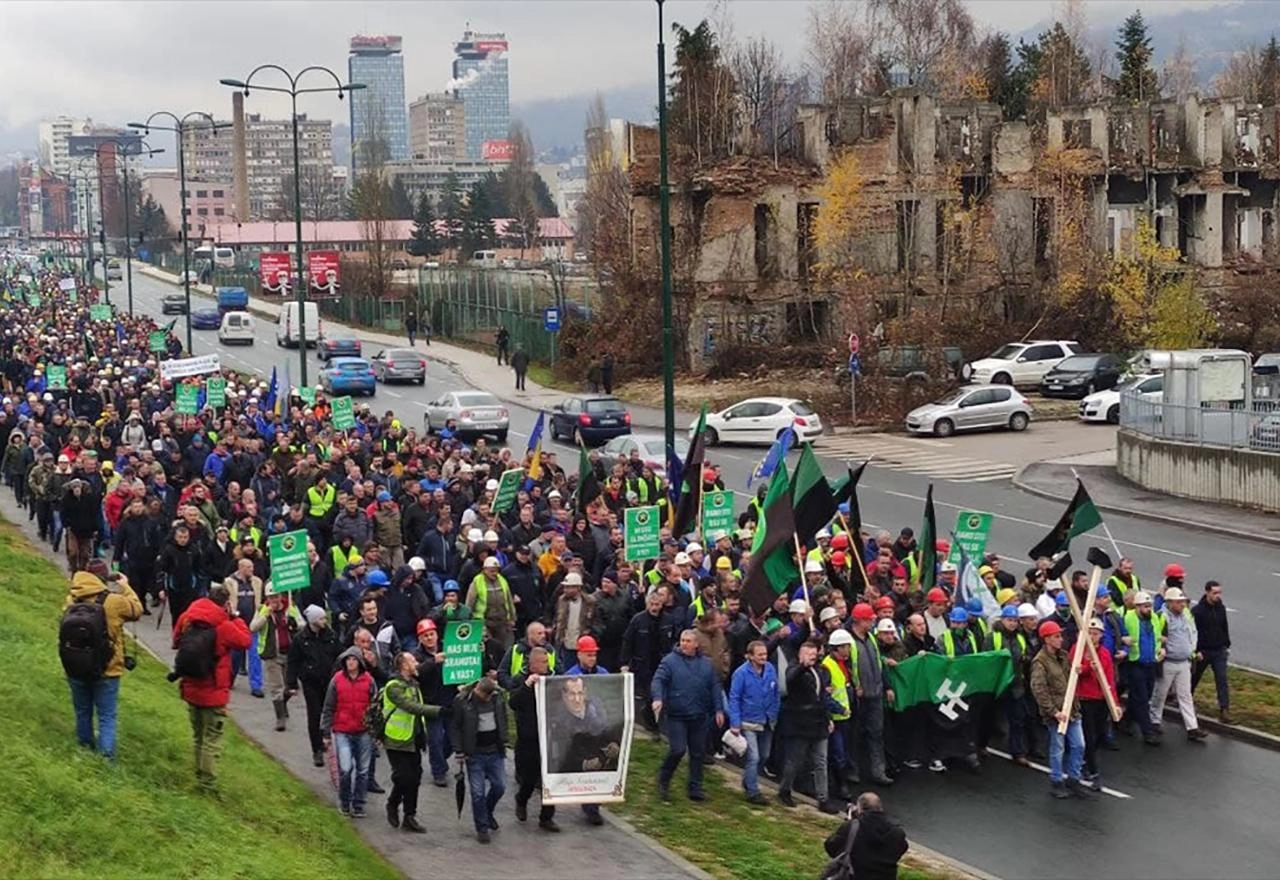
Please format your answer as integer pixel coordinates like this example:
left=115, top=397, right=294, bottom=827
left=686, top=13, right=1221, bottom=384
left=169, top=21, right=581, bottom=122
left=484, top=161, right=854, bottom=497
left=1193, top=665, right=1280, bottom=737
left=0, top=519, right=400, bottom=880
left=611, top=733, right=947, bottom=880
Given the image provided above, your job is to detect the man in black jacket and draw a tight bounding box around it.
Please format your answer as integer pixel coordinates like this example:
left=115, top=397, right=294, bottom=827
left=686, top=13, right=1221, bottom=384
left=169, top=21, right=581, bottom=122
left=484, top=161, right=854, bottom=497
left=1192, top=580, right=1232, bottom=724
left=510, top=648, right=558, bottom=832
left=502, top=545, right=543, bottom=632
left=822, top=792, right=908, bottom=880
left=61, top=477, right=101, bottom=571
left=286, top=604, right=342, bottom=766
left=778, top=641, right=839, bottom=813
left=620, top=586, right=677, bottom=731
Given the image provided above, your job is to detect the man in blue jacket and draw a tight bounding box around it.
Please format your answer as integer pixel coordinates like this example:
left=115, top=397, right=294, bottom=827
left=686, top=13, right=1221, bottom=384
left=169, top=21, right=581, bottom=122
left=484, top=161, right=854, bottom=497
left=728, top=639, right=780, bottom=805
left=651, top=628, right=725, bottom=803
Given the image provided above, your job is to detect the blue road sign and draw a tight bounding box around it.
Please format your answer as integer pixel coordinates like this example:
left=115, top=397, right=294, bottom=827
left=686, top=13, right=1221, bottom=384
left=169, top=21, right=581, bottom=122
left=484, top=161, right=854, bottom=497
left=543, top=306, right=562, bottom=332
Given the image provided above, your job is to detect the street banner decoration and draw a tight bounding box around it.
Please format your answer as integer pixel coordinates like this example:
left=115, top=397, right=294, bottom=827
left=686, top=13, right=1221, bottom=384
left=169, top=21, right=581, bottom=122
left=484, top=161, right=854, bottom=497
left=331, top=395, right=355, bottom=430
left=45, top=364, right=67, bottom=390
left=441, top=620, right=484, bottom=685
left=89, top=303, right=112, bottom=321
left=149, top=331, right=167, bottom=353
left=492, top=467, right=523, bottom=515
left=536, top=672, right=634, bottom=804
left=266, top=530, right=310, bottom=593
left=159, top=353, right=221, bottom=381
left=175, top=384, right=200, bottom=415
left=887, top=651, right=1013, bottom=761
left=205, top=376, right=226, bottom=408
left=700, top=490, right=735, bottom=542
left=259, top=252, right=292, bottom=297
left=307, top=250, right=341, bottom=300
left=947, top=510, right=993, bottom=565
left=623, top=505, right=660, bottom=562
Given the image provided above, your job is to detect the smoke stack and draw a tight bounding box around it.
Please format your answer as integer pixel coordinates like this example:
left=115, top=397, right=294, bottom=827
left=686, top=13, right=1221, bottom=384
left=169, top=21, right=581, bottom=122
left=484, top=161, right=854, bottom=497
left=232, top=90, right=249, bottom=221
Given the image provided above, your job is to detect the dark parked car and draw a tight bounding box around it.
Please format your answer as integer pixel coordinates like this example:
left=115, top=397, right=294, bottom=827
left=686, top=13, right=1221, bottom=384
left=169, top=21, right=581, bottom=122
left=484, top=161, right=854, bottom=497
left=550, top=395, right=631, bottom=445
left=161, top=294, right=187, bottom=315
left=1038, top=353, right=1123, bottom=399
left=876, top=345, right=968, bottom=382
left=317, top=330, right=362, bottom=362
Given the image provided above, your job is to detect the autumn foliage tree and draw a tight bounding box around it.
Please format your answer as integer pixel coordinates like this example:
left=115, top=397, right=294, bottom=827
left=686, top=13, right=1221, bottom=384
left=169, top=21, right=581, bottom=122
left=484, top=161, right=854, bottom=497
left=1101, top=217, right=1214, bottom=350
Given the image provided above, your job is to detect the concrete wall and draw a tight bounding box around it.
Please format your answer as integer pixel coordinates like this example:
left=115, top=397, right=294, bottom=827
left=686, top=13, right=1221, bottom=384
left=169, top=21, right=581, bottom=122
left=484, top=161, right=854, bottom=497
left=1117, top=429, right=1280, bottom=512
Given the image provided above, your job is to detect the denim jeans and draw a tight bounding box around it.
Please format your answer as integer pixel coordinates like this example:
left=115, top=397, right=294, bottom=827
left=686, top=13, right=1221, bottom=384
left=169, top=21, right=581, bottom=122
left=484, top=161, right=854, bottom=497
left=658, top=714, right=709, bottom=795
left=1192, top=647, right=1230, bottom=711
left=741, top=728, right=773, bottom=796
left=1045, top=718, right=1085, bottom=783
left=426, top=714, right=452, bottom=782
left=333, top=731, right=372, bottom=810
left=68, top=676, right=121, bottom=759
left=466, top=752, right=507, bottom=832
left=231, top=634, right=264, bottom=692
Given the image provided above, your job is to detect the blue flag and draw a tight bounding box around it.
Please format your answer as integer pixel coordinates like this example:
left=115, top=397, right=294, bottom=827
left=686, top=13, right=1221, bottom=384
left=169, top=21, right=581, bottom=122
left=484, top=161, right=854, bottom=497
left=749, top=424, right=796, bottom=487
left=114, top=320, right=126, bottom=344
left=524, top=411, right=545, bottom=489
left=264, top=366, right=278, bottom=413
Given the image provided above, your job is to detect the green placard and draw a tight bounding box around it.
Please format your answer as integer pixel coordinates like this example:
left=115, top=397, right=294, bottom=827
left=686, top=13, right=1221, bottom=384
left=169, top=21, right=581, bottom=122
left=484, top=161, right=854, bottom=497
left=149, top=331, right=167, bottom=352
left=175, top=384, right=199, bottom=415
left=701, top=490, right=735, bottom=542
left=27, top=293, right=41, bottom=308
left=624, top=505, right=662, bottom=563
left=492, top=467, right=523, bottom=514
left=205, top=376, right=226, bottom=408
left=45, top=364, right=67, bottom=390
left=266, top=530, right=311, bottom=594
left=331, top=395, right=355, bottom=430
left=297, top=386, right=317, bottom=406
left=67, top=288, right=77, bottom=303
left=947, top=510, right=994, bottom=565
left=89, top=304, right=112, bottom=321
left=442, top=620, right=485, bottom=686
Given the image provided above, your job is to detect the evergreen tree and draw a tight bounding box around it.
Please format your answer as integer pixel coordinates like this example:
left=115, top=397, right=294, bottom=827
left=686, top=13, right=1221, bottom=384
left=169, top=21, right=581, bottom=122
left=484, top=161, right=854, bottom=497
left=1115, top=10, right=1159, bottom=101
left=982, top=33, right=1023, bottom=118
left=1261, top=35, right=1280, bottom=107
left=1012, top=23, right=1093, bottom=113
left=407, top=191, right=441, bottom=258
left=438, top=171, right=465, bottom=257
left=461, top=180, right=497, bottom=257
left=388, top=177, right=415, bottom=220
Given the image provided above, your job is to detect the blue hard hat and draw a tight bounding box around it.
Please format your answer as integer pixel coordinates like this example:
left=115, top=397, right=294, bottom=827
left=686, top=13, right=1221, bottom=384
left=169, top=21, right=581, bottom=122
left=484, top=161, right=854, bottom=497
left=443, top=579, right=460, bottom=594
left=965, top=597, right=984, bottom=614
left=1055, top=592, right=1070, bottom=606
left=366, top=569, right=390, bottom=587
left=1096, top=584, right=1110, bottom=598
left=949, top=607, right=969, bottom=623
left=838, top=502, right=851, bottom=516
left=1001, top=605, right=1020, bottom=619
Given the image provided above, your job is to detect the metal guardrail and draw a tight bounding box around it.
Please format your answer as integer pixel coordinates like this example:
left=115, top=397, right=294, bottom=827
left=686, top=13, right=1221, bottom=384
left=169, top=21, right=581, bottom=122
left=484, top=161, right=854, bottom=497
left=1121, top=391, right=1280, bottom=453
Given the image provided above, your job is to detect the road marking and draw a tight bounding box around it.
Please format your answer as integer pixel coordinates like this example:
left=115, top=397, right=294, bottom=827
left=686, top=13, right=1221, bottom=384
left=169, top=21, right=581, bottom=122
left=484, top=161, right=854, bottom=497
left=384, top=390, right=403, bottom=399
left=985, top=748, right=1132, bottom=799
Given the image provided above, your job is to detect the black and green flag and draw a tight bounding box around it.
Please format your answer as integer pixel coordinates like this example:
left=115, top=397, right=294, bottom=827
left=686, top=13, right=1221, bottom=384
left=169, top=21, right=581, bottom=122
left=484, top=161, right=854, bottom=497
left=791, top=443, right=837, bottom=547
left=671, top=403, right=708, bottom=537
left=575, top=444, right=601, bottom=513
left=1028, top=479, right=1103, bottom=560
left=918, top=483, right=937, bottom=589
left=887, top=652, right=1014, bottom=760
left=830, top=460, right=867, bottom=536
left=742, top=461, right=800, bottom=615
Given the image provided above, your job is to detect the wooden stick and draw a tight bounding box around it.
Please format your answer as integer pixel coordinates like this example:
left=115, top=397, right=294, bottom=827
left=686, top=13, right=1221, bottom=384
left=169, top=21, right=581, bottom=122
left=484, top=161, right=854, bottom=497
left=1062, top=574, right=1123, bottom=722
left=838, top=512, right=873, bottom=597
left=1057, top=564, right=1103, bottom=734
left=793, top=533, right=814, bottom=631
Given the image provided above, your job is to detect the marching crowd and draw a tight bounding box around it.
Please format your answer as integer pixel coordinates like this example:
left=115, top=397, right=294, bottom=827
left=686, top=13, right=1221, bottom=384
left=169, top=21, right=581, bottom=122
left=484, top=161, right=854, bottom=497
left=2, top=256, right=1234, bottom=860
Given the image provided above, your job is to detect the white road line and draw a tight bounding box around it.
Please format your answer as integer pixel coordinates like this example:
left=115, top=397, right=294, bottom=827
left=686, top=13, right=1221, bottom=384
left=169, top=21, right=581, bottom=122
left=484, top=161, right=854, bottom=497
left=384, top=390, right=403, bottom=399
left=985, top=748, right=1132, bottom=799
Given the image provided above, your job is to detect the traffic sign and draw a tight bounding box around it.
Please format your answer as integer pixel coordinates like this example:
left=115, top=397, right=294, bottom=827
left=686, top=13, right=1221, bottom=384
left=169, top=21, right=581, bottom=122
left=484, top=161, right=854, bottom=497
left=848, top=332, right=860, bottom=354
left=849, top=354, right=861, bottom=376
left=543, top=306, right=561, bottom=332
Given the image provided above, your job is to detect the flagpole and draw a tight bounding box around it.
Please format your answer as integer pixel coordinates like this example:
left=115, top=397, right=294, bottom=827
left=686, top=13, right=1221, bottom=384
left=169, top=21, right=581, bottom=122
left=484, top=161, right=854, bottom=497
left=793, top=534, right=814, bottom=630
left=839, top=512, right=873, bottom=597
left=1070, top=467, right=1123, bottom=561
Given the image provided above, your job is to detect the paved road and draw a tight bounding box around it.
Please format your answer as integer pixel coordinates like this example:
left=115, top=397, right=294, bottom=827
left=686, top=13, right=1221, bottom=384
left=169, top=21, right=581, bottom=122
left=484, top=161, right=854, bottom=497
left=126, top=271, right=1280, bottom=673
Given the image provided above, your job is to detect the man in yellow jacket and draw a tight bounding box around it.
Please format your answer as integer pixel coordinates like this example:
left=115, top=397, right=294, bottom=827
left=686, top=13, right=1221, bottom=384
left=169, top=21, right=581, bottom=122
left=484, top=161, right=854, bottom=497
left=61, top=562, right=143, bottom=760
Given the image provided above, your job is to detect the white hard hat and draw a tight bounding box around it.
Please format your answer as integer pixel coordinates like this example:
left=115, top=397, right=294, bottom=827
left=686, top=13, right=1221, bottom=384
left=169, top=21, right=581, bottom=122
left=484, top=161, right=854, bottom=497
left=483, top=557, right=500, bottom=568
left=485, top=478, right=499, bottom=491
left=408, top=556, right=426, bottom=572
left=483, top=529, right=500, bottom=543
left=467, top=527, right=484, bottom=543
left=875, top=618, right=898, bottom=634
left=788, top=599, right=808, bottom=615
left=685, top=542, right=703, bottom=554
left=674, top=552, right=692, bottom=566
left=563, top=572, right=583, bottom=587
left=1134, top=590, right=1153, bottom=605
left=804, top=559, right=824, bottom=573
left=547, top=489, right=562, bottom=499
left=1017, top=603, right=1039, bottom=618
left=1163, top=587, right=1187, bottom=602
left=1088, top=618, right=1105, bottom=631
left=827, top=628, right=854, bottom=647
left=818, top=606, right=839, bottom=623
left=816, top=528, right=832, bottom=540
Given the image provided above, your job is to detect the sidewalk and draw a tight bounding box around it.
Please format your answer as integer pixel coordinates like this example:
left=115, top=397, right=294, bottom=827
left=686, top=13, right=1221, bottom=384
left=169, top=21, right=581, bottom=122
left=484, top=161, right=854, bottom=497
left=0, top=490, right=704, bottom=880
left=1013, top=459, right=1280, bottom=547
left=139, top=265, right=695, bottom=431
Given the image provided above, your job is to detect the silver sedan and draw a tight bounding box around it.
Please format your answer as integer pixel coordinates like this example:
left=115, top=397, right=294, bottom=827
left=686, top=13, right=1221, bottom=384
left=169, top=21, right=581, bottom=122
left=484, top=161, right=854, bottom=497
left=369, top=348, right=426, bottom=384
left=905, top=384, right=1032, bottom=437
left=424, top=390, right=510, bottom=441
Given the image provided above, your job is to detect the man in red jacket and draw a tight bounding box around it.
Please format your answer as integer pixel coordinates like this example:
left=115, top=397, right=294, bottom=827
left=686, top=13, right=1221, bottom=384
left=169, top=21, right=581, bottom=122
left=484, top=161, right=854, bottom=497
left=1077, top=618, right=1118, bottom=793
left=173, top=584, right=252, bottom=791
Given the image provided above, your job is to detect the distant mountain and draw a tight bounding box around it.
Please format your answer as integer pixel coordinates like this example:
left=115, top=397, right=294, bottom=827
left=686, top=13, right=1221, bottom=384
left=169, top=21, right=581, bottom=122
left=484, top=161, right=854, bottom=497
left=513, top=83, right=656, bottom=156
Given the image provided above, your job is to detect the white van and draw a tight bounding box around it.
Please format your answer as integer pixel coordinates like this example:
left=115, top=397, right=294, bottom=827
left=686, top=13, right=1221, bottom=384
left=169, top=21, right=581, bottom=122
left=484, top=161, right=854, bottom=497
left=218, top=311, right=255, bottom=345
left=471, top=250, right=497, bottom=267
left=276, top=301, right=321, bottom=348
left=194, top=245, right=236, bottom=268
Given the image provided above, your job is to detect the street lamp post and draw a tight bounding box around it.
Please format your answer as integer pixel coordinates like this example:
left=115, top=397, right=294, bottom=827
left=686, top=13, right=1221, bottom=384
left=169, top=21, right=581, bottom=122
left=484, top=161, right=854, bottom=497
left=128, top=111, right=220, bottom=354
left=220, top=66, right=364, bottom=388
left=656, top=0, right=676, bottom=454
left=86, top=140, right=164, bottom=316
left=70, top=160, right=96, bottom=284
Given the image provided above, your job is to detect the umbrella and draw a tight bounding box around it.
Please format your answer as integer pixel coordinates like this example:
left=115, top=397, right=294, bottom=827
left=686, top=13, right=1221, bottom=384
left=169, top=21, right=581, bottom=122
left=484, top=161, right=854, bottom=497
left=455, top=766, right=466, bottom=818
left=154, top=593, right=168, bottom=630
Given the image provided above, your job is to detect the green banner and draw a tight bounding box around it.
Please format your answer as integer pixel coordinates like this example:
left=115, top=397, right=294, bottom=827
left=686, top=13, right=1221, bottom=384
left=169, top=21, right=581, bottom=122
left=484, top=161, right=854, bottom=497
left=296, top=385, right=317, bottom=406
left=266, top=530, right=311, bottom=594
left=442, top=620, right=485, bottom=686
left=492, top=467, right=523, bottom=515
left=175, top=384, right=199, bottom=415
left=89, top=303, right=112, bottom=321
left=331, top=395, right=355, bottom=430
left=27, top=293, right=41, bottom=308
left=886, top=651, right=1014, bottom=712
left=947, top=510, right=994, bottom=565
left=205, top=376, right=226, bottom=408
left=149, top=331, right=167, bottom=352
left=700, top=490, right=735, bottom=542
left=45, top=364, right=67, bottom=390
left=624, top=505, right=661, bottom=563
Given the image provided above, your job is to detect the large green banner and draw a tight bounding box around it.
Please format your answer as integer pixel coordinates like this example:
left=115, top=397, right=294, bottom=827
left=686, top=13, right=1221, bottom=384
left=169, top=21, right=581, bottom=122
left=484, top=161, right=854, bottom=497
left=624, top=505, right=661, bottom=563
left=331, top=395, right=355, bottom=430
left=947, top=510, right=993, bottom=565
left=267, top=530, right=311, bottom=594
left=492, top=467, right=523, bottom=515
left=701, top=490, right=735, bottom=542
left=442, top=620, right=485, bottom=685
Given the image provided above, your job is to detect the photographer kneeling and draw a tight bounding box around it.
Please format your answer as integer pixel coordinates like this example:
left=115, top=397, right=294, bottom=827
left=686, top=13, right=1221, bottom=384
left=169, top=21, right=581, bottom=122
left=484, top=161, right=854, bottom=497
left=821, top=792, right=908, bottom=880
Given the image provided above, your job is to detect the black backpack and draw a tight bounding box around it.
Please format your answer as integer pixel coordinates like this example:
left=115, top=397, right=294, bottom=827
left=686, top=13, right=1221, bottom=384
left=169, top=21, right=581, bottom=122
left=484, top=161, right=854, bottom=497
left=59, top=592, right=112, bottom=681
left=173, top=620, right=218, bottom=679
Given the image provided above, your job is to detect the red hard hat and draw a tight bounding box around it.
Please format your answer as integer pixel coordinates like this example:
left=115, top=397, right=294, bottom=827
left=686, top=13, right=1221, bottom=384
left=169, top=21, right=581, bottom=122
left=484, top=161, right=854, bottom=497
left=576, top=635, right=599, bottom=653
left=831, top=533, right=850, bottom=550
left=874, top=596, right=895, bottom=611
left=1038, top=620, right=1063, bottom=638
left=831, top=551, right=847, bottom=567
left=935, top=539, right=951, bottom=554
left=416, top=618, right=437, bottom=635
left=926, top=587, right=948, bottom=604
left=1163, top=563, right=1185, bottom=579
left=852, top=602, right=876, bottom=621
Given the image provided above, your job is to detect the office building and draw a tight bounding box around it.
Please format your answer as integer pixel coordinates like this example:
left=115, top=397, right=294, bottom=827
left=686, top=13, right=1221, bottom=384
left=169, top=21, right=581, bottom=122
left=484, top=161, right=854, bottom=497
left=348, top=34, right=410, bottom=165
left=452, top=30, right=510, bottom=160
left=384, top=158, right=507, bottom=208
left=409, top=93, right=467, bottom=161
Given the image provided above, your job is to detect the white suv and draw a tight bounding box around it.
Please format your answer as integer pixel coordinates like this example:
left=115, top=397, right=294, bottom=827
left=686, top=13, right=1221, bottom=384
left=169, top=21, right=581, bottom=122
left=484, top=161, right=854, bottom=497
left=967, top=340, right=1081, bottom=387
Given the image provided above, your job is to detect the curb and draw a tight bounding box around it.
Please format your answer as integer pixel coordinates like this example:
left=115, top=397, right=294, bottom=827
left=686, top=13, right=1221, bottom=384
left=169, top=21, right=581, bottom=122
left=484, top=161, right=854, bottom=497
left=1162, top=706, right=1280, bottom=752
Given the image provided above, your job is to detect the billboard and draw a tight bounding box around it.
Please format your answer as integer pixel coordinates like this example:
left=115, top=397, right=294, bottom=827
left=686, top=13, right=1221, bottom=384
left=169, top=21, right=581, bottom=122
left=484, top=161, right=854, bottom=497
left=474, top=40, right=509, bottom=53
left=483, top=139, right=514, bottom=162
left=307, top=250, right=341, bottom=300
left=259, top=252, right=292, bottom=297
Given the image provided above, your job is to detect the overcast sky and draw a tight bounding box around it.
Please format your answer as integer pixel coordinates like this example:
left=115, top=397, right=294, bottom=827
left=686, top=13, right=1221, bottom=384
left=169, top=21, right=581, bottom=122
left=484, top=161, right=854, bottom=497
left=0, top=0, right=1230, bottom=136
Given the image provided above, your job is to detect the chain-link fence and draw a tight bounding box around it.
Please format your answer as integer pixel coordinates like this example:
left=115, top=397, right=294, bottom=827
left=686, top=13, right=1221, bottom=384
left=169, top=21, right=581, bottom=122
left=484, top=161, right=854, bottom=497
left=1121, top=392, right=1280, bottom=453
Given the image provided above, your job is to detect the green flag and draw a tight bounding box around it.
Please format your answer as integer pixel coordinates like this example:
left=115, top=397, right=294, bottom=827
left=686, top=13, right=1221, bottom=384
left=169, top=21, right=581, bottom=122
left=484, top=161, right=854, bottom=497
left=919, top=483, right=936, bottom=589
left=791, top=443, right=836, bottom=548
left=1028, top=479, right=1103, bottom=560
left=671, top=403, right=707, bottom=537
left=887, top=652, right=1013, bottom=760
left=742, top=461, right=800, bottom=615
left=575, top=444, right=601, bottom=513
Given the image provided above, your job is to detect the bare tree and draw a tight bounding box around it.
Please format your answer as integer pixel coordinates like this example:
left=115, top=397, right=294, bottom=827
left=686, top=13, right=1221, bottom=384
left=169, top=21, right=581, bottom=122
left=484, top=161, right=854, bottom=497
left=806, top=0, right=870, bottom=102
left=1214, top=45, right=1263, bottom=100
left=274, top=164, right=343, bottom=222
left=732, top=36, right=793, bottom=163
left=503, top=121, right=541, bottom=256
left=350, top=100, right=393, bottom=300
left=865, top=0, right=976, bottom=87
left=1161, top=35, right=1199, bottom=103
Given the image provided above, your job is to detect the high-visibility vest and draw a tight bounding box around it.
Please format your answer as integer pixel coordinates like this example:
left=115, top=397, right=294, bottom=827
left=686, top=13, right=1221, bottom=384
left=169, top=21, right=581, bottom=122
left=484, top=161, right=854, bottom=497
left=471, top=572, right=513, bottom=620
left=331, top=544, right=360, bottom=575
left=381, top=679, right=418, bottom=744
left=1108, top=572, right=1140, bottom=600
left=848, top=633, right=880, bottom=689
left=307, top=483, right=335, bottom=518
left=821, top=654, right=852, bottom=721
left=941, top=629, right=977, bottom=658
left=628, top=477, right=653, bottom=505
left=969, top=618, right=990, bottom=643
left=990, top=630, right=1027, bottom=654
left=903, top=554, right=920, bottom=585
left=256, top=605, right=302, bottom=656
left=509, top=643, right=557, bottom=677
left=230, top=524, right=262, bottom=548
left=1123, top=609, right=1167, bottom=663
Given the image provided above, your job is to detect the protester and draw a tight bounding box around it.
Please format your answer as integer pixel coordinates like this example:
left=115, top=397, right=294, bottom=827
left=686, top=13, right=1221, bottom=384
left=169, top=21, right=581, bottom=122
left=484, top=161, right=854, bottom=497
left=651, top=628, right=725, bottom=803
left=320, top=646, right=377, bottom=817
left=451, top=676, right=508, bottom=843
left=286, top=604, right=342, bottom=766
left=382, top=651, right=442, bottom=833
left=727, top=639, right=779, bottom=805
left=1030, top=620, right=1091, bottom=799
left=1191, top=580, right=1231, bottom=724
